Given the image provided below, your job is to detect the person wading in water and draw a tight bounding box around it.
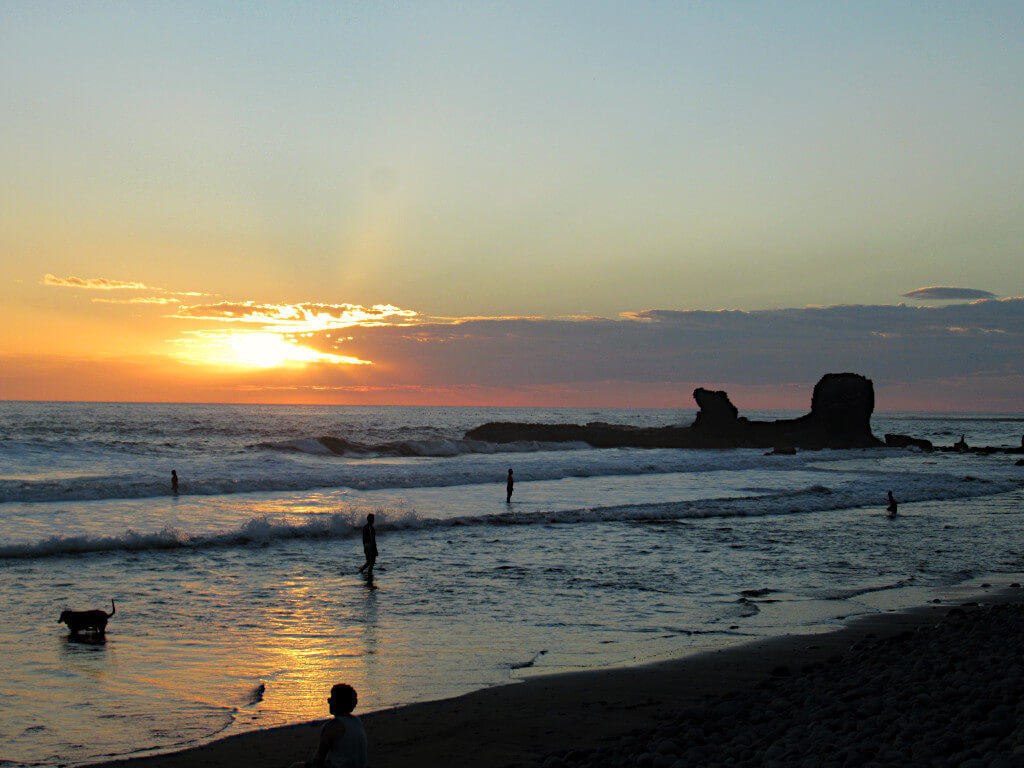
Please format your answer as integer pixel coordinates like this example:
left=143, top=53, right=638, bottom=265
left=357, top=514, right=377, bottom=576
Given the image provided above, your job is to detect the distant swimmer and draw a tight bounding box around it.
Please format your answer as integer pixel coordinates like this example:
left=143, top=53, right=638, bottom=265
left=887, top=490, right=898, bottom=516
left=171, top=470, right=179, bottom=495
left=506, top=468, right=514, bottom=503
left=357, top=514, right=377, bottom=576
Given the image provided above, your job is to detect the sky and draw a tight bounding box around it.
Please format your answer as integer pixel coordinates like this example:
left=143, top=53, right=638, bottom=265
left=2, top=2, right=1023, bottom=410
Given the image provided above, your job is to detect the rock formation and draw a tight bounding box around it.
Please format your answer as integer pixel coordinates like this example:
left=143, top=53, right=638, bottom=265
left=465, top=373, right=883, bottom=450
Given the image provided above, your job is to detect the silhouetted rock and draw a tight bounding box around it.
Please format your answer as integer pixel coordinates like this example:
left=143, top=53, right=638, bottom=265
left=692, top=388, right=739, bottom=430
left=466, top=373, right=883, bottom=450
left=810, top=373, right=875, bottom=444
left=462, top=421, right=688, bottom=449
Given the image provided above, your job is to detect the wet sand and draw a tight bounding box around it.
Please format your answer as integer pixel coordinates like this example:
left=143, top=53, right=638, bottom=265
left=87, top=585, right=1024, bottom=768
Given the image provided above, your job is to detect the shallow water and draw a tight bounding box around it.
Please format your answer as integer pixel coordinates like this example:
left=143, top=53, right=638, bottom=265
left=1, top=404, right=1023, bottom=766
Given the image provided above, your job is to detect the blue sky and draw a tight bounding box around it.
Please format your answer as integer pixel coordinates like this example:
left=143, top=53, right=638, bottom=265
left=1, top=3, right=1022, bottom=406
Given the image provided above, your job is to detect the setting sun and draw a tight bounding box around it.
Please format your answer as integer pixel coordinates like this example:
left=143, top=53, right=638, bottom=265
left=174, top=331, right=371, bottom=369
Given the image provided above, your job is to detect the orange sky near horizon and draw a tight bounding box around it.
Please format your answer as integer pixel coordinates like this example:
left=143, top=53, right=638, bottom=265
left=2, top=273, right=1024, bottom=412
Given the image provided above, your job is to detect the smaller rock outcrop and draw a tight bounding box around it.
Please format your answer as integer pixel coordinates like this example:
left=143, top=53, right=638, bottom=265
left=885, top=434, right=934, bottom=451
left=692, top=388, right=739, bottom=431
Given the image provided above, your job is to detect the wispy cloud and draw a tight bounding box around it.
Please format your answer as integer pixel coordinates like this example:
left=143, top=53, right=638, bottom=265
left=42, top=274, right=153, bottom=290
left=92, top=297, right=181, bottom=305
left=902, top=286, right=997, bottom=301
left=41, top=273, right=211, bottom=298
left=170, top=301, right=417, bottom=330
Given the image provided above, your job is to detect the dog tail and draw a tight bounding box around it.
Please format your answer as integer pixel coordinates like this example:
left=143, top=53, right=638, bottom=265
left=108, top=599, right=116, bottom=618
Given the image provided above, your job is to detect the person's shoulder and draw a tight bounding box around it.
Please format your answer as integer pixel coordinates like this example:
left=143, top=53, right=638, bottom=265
left=323, top=716, right=349, bottom=737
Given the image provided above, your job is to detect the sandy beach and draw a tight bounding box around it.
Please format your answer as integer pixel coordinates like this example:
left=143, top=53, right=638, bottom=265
left=84, top=584, right=1024, bottom=768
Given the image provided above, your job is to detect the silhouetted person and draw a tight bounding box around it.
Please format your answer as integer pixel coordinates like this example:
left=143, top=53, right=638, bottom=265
left=171, top=470, right=179, bottom=495
left=357, top=514, right=377, bottom=576
left=887, top=490, right=898, bottom=516
left=506, top=468, right=514, bottom=503
left=953, top=434, right=968, bottom=452
left=290, top=683, right=367, bottom=768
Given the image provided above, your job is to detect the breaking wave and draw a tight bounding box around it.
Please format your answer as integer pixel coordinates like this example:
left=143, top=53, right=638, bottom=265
left=0, top=447, right=820, bottom=504
left=257, top=435, right=588, bottom=458
left=4, top=478, right=1020, bottom=561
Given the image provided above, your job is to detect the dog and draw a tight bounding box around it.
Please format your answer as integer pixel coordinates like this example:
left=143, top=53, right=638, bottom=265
left=58, top=599, right=116, bottom=636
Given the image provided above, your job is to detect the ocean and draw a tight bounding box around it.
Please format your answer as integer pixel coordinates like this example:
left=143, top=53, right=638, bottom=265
left=1, top=402, right=1023, bottom=766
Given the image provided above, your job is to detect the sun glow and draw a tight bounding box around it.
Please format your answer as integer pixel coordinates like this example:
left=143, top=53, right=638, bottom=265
left=174, top=332, right=371, bottom=369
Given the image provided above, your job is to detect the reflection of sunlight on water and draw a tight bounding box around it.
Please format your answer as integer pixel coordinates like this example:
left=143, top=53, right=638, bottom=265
left=253, top=574, right=385, bottom=725
left=7, top=479, right=1024, bottom=765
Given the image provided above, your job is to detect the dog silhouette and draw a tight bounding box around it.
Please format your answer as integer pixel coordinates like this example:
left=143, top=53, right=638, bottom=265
left=59, top=600, right=116, bottom=636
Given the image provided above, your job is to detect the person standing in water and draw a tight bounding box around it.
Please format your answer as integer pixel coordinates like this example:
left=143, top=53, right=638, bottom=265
left=506, top=468, right=514, bottom=503
left=171, top=470, right=179, bottom=495
left=887, top=490, right=898, bottom=516
left=357, top=514, right=377, bottom=576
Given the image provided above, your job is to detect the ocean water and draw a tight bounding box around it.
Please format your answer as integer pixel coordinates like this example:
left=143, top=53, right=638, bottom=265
left=1, top=402, right=1023, bottom=766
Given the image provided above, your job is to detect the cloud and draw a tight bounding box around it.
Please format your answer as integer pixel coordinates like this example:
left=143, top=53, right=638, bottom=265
left=64, top=283, right=1024, bottom=408
left=170, top=301, right=417, bottom=329
left=902, top=286, right=997, bottom=301
left=282, top=299, right=1024, bottom=401
left=42, top=274, right=153, bottom=290
left=8, top=297, right=1024, bottom=408
left=41, top=273, right=211, bottom=298
left=92, top=297, right=181, bottom=305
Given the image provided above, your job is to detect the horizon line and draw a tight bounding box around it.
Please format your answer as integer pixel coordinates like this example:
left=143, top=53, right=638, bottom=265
left=1, top=398, right=1021, bottom=416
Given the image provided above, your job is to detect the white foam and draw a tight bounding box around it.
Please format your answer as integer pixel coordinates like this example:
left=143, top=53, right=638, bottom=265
left=4, top=475, right=1020, bottom=561
left=0, top=447, right=810, bottom=504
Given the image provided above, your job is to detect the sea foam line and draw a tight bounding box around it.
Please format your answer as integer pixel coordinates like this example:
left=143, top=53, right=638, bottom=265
left=0, top=447, right=826, bottom=505
left=257, top=436, right=590, bottom=458
left=2, top=477, right=1019, bottom=561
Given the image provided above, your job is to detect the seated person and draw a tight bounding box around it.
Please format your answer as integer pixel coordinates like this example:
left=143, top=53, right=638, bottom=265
left=292, top=683, right=367, bottom=768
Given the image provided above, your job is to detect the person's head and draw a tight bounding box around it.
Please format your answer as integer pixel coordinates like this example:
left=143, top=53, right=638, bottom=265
left=367, top=513, right=374, bottom=524
left=328, top=683, right=358, bottom=716
left=172, top=470, right=177, bottom=476
left=508, top=468, right=513, bottom=474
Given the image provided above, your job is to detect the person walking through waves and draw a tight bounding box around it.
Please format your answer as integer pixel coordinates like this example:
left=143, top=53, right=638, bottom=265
left=506, top=468, right=514, bottom=503
left=357, top=514, right=377, bottom=576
